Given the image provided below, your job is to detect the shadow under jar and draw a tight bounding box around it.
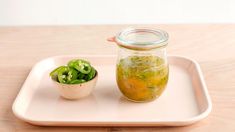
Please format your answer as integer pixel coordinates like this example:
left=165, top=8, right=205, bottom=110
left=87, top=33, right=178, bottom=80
left=110, top=27, right=169, bottom=102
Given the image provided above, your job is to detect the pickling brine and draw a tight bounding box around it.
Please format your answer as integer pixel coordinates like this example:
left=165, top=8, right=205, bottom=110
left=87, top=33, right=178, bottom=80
left=116, top=56, right=169, bottom=102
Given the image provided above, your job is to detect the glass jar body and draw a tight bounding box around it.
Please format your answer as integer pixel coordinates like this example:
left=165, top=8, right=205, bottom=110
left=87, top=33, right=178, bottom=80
left=116, top=47, right=169, bottom=102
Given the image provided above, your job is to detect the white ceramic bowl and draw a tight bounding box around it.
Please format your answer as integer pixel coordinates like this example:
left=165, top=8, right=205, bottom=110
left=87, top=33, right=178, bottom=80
left=52, top=73, right=98, bottom=100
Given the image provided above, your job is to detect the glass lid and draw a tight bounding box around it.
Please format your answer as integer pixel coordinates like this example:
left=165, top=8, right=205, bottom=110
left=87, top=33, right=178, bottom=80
left=115, top=27, right=169, bottom=50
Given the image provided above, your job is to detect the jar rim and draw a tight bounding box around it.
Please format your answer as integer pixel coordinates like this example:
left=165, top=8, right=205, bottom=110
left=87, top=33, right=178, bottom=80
left=115, top=27, right=169, bottom=50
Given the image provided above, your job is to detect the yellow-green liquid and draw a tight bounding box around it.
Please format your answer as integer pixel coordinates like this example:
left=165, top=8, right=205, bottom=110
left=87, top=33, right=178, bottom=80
left=116, top=56, right=169, bottom=102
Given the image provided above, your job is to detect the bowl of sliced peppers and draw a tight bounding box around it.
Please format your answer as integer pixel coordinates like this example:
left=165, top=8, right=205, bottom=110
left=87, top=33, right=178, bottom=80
left=50, top=59, right=98, bottom=100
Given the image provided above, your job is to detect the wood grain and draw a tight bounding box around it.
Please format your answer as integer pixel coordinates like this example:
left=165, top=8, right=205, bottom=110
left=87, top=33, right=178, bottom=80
left=0, top=24, right=234, bottom=132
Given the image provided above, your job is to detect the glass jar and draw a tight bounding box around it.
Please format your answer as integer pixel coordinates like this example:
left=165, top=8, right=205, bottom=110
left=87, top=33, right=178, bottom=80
left=109, top=27, right=169, bottom=102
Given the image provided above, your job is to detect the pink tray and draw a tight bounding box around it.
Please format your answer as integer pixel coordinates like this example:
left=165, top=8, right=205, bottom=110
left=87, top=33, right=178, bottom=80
left=12, top=55, right=212, bottom=126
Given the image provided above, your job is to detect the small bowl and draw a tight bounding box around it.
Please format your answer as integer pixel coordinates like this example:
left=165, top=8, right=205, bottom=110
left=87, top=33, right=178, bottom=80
left=51, top=72, right=98, bottom=100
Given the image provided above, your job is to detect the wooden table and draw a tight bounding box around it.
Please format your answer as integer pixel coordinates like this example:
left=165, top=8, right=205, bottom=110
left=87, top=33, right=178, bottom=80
left=0, top=24, right=234, bottom=131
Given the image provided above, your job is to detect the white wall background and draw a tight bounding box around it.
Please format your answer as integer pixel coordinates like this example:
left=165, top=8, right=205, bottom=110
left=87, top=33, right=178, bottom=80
left=0, top=0, right=235, bottom=26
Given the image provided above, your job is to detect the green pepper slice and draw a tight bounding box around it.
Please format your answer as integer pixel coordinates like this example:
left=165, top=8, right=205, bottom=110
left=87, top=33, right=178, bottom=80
left=77, top=72, right=85, bottom=79
left=67, top=68, right=78, bottom=82
left=70, top=79, right=86, bottom=84
left=87, top=67, right=96, bottom=80
left=67, top=59, right=78, bottom=68
left=57, top=67, right=78, bottom=84
left=50, top=66, right=66, bottom=81
left=68, top=59, right=91, bottom=74
left=77, top=63, right=91, bottom=74
left=57, top=67, right=69, bottom=83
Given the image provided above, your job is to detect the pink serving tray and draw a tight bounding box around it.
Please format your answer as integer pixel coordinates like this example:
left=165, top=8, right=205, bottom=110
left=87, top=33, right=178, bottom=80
left=12, top=55, right=212, bottom=126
